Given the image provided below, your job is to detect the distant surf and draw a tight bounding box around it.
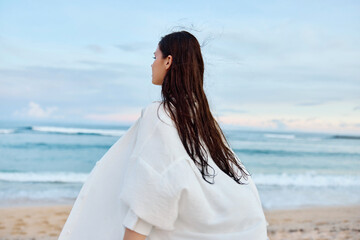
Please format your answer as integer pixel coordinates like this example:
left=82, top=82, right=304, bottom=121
left=0, top=129, right=15, bottom=134
left=0, top=172, right=88, bottom=183
left=1, top=123, right=359, bottom=209
left=1, top=171, right=359, bottom=187
left=31, top=126, right=127, bottom=136
left=0, top=126, right=127, bottom=136
left=264, top=133, right=296, bottom=139
left=253, top=173, right=360, bottom=187
left=332, top=135, right=360, bottom=140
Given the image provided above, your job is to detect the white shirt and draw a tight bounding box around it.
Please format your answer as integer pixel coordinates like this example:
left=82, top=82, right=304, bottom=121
left=59, top=101, right=269, bottom=240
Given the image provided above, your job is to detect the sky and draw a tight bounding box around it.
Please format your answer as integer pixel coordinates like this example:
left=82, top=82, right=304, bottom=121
left=0, top=0, right=359, bottom=134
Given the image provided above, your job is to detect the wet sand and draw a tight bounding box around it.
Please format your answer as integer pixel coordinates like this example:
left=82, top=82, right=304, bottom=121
left=265, top=205, right=360, bottom=239
left=0, top=204, right=359, bottom=239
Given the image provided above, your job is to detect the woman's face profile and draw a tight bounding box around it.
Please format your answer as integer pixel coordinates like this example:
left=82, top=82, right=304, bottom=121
left=151, top=45, right=172, bottom=85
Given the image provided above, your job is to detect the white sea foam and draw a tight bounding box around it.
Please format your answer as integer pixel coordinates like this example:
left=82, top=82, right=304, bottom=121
left=264, top=133, right=296, bottom=139
left=0, top=172, right=89, bottom=183
left=0, top=189, right=79, bottom=206
left=258, top=186, right=360, bottom=210
left=31, top=126, right=126, bottom=136
left=2, top=171, right=359, bottom=187
left=1, top=171, right=360, bottom=209
left=0, top=129, right=14, bottom=134
left=253, top=173, right=360, bottom=187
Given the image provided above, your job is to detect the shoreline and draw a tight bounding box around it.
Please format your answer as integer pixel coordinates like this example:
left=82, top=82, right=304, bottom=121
left=0, top=204, right=359, bottom=239
left=1, top=199, right=358, bottom=210
left=264, top=205, right=360, bottom=239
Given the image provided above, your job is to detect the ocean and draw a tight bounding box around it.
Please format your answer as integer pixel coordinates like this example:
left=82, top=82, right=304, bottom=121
left=0, top=122, right=359, bottom=210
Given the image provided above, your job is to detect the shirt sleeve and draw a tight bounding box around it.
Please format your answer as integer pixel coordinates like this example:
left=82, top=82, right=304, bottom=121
left=122, top=208, right=153, bottom=236
left=118, top=102, right=183, bottom=232
left=119, top=157, right=181, bottom=232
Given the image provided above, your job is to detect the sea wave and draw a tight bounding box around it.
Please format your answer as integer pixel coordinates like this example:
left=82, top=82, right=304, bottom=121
left=234, top=148, right=360, bottom=157
left=31, top=126, right=126, bottom=136
left=0, top=189, right=79, bottom=204
left=264, top=134, right=296, bottom=139
left=0, top=172, right=89, bottom=183
left=3, top=142, right=111, bottom=149
left=253, top=173, right=360, bottom=187
left=0, top=129, right=15, bottom=134
left=332, top=135, right=360, bottom=140
left=1, top=171, right=359, bottom=187
left=263, top=134, right=323, bottom=141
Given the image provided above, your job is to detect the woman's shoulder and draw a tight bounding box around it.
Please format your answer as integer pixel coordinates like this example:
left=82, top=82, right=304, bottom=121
left=134, top=101, right=184, bottom=174
left=141, top=101, right=162, bottom=116
left=140, top=101, right=173, bottom=127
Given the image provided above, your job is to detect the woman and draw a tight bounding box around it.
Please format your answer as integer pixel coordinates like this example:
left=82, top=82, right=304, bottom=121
left=59, top=31, right=268, bottom=240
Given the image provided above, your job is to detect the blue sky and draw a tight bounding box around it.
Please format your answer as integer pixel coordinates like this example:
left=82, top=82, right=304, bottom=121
left=0, top=0, right=359, bottom=134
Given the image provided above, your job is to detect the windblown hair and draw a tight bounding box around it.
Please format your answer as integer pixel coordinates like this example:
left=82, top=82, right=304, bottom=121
left=157, top=31, right=250, bottom=184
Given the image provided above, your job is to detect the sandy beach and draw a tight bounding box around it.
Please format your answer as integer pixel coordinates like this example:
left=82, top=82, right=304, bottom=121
left=265, top=205, right=360, bottom=239
left=0, top=204, right=359, bottom=240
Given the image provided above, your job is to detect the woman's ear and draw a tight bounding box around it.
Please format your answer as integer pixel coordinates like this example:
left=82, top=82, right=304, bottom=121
left=165, top=55, right=172, bottom=70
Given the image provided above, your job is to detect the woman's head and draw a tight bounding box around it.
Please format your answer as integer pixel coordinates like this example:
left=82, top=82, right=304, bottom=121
left=151, top=45, right=172, bottom=85
left=152, top=31, right=205, bottom=102
left=153, top=31, right=250, bottom=185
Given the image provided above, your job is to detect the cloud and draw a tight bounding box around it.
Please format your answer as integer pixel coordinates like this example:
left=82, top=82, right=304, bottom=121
left=114, top=42, right=151, bottom=52
left=85, top=44, right=104, bottom=53
left=295, top=101, right=324, bottom=106
left=114, top=44, right=138, bottom=52
left=354, top=105, right=360, bottom=111
left=0, top=66, right=120, bottom=83
left=269, top=119, right=288, bottom=130
left=213, top=103, right=250, bottom=114
left=84, top=112, right=141, bottom=123
left=77, top=60, right=134, bottom=70
left=305, top=117, right=318, bottom=122
left=0, top=65, right=147, bottom=102
left=13, top=101, right=59, bottom=118
left=220, top=108, right=248, bottom=114
left=0, top=65, right=146, bottom=85
left=339, top=122, right=360, bottom=129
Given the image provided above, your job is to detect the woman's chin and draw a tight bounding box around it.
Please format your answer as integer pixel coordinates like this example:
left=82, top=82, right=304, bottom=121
left=152, top=79, right=160, bottom=86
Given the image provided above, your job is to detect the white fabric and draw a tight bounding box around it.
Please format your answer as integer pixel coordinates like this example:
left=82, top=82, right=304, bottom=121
left=59, top=101, right=269, bottom=240
left=123, top=208, right=153, bottom=235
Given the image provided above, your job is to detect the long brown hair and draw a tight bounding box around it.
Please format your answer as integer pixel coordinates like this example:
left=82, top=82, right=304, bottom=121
left=157, top=31, right=250, bottom=184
